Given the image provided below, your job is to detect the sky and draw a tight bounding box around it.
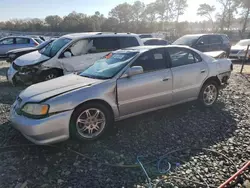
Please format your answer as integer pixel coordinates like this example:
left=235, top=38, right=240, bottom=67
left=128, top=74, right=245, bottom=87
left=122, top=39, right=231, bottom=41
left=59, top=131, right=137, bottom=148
left=0, top=0, right=218, bottom=22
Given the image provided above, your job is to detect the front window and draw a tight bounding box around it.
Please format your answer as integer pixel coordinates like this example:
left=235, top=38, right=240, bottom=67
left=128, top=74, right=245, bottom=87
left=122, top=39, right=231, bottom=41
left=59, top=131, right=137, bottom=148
left=236, top=40, right=250, bottom=46
left=80, top=51, right=138, bottom=79
left=173, top=35, right=199, bottom=46
left=40, top=38, right=71, bottom=57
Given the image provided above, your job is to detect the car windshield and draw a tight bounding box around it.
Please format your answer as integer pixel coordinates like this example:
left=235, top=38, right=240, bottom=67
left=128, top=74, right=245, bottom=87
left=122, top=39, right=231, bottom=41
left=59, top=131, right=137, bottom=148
left=173, top=35, right=200, bottom=46
left=36, top=40, right=53, bottom=50
left=40, top=38, right=71, bottom=57
left=34, top=38, right=43, bottom=44
left=80, top=51, right=138, bottom=79
left=236, top=40, right=250, bottom=46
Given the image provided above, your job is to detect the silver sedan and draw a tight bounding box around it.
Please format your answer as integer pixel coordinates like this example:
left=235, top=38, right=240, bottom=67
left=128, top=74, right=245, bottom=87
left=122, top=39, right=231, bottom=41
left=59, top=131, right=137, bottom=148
left=10, top=46, right=233, bottom=145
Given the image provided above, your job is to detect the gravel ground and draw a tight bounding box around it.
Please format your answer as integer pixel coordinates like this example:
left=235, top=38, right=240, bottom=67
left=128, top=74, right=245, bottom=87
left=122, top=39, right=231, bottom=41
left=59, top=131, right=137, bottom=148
left=0, top=61, right=249, bottom=188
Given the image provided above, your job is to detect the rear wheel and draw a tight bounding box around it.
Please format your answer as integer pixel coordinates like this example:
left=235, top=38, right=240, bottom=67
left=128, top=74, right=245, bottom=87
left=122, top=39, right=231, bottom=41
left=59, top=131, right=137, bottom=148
left=199, top=81, right=219, bottom=107
left=70, top=103, right=113, bottom=141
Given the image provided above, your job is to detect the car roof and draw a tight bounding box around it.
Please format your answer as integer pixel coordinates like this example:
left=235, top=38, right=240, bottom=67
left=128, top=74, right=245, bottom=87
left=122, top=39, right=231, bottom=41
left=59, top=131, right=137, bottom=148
left=62, top=32, right=139, bottom=40
left=0, top=36, right=36, bottom=40
left=183, top=33, right=226, bottom=37
left=142, top=38, right=165, bottom=41
left=239, top=39, right=250, bottom=42
left=124, top=45, right=194, bottom=52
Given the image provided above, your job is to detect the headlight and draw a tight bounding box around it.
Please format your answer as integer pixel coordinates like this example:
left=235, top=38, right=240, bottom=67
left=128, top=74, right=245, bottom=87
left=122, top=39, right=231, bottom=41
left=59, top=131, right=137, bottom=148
left=22, top=103, right=49, bottom=116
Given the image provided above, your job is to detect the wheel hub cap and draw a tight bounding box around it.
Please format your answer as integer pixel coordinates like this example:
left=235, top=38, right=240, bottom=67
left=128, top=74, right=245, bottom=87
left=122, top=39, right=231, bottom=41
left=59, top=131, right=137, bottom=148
left=76, top=108, right=106, bottom=139
left=203, top=84, right=217, bottom=105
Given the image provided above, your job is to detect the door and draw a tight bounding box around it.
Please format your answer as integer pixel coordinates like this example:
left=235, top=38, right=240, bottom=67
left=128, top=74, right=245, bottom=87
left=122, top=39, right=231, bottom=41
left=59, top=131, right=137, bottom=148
left=167, top=47, right=208, bottom=104
left=208, top=35, right=223, bottom=51
left=0, top=37, right=15, bottom=55
left=15, top=37, right=32, bottom=49
left=58, top=37, right=119, bottom=73
left=194, top=36, right=210, bottom=52
left=117, top=48, right=173, bottom=117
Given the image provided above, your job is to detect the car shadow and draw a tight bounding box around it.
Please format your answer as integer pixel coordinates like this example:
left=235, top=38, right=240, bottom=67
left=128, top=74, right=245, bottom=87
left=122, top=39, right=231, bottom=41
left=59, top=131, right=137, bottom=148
left=0, top=100, right=237, bottom=187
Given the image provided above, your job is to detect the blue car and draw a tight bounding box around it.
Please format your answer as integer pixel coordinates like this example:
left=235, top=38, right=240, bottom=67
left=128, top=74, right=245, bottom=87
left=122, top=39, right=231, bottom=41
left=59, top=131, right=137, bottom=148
left=0, top=36, right=43, bottom=58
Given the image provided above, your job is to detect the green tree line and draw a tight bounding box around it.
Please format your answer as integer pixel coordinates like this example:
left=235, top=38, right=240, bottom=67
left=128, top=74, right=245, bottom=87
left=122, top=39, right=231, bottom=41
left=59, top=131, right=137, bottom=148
left=0, top=0, right=249, bottom=36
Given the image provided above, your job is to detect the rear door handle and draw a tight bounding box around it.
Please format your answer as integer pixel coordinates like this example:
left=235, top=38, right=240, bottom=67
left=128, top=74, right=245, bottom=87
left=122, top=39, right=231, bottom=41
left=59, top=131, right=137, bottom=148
left=162, top=77, right=171, bottom=81
left=201, top=70, right=206, bottom=73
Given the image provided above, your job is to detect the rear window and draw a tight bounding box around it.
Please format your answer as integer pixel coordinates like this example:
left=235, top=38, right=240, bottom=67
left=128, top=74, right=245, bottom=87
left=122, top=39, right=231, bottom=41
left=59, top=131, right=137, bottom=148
left=16, top=38, right=30, bottom=44
left=92, top=37, right=119, bottom=52
left=34, top=38, right=43, bottom=44
left=119, top=37, right=139, bottom=48
left=221, top=35, right=230, bottom=43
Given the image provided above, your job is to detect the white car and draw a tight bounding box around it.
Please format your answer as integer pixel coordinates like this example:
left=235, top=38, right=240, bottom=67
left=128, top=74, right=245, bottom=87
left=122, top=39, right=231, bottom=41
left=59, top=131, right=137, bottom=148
left=229, top=39, right=250, bottom=60
left=6, top=32, right=143, bottom=85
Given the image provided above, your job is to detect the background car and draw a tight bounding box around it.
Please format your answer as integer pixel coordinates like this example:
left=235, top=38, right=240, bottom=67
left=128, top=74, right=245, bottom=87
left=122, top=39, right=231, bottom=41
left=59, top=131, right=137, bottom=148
left=139, top=33, right=154, bottom=39
left=10, top=45, right=232, bottom=145
left=229, top=39, right=250, bottom=60
left=142, top=38, right=168, bottom=45
left=6, top=38, right=56, bottom=62
left=7, top=32, right=143, bottom=85
left=173, top=34, right=231, bottom=56
left=0, top=36, right=43, bottom=58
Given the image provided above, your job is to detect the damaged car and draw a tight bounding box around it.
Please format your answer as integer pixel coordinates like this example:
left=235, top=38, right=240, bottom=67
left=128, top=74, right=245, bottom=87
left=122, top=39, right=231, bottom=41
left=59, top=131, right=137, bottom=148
left=10, top=45, right=233, bottom=145
left=6, top=32, right=143, bottom=85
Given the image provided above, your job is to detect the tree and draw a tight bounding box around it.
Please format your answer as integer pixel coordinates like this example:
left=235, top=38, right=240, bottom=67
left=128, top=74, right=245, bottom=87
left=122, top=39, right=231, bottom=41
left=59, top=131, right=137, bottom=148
left=144, top=3, right=157, bottom=24
left=239, top=0, right=250, bottom=36
left=154, top=0, right=175, bottom=30
left=45, top=15, right=62, bottom=31
left=197, top=4, right=216, bottom=29
left=109, top=3, right=133, bottom=24
left=132, top=1, right=145, bottom=22
left=173, top=0, right=188, bottom=22
left=216, top=0, right=239, bottom=31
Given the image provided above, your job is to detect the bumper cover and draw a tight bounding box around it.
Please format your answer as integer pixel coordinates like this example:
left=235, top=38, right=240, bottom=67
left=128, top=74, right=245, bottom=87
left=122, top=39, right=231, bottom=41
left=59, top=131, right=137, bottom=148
left=10, top=107, right=73, bottom=145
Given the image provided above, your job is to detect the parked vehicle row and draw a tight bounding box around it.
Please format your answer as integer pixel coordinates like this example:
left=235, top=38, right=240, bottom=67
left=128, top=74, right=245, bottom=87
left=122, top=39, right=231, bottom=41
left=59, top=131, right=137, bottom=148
left=0, top=36, right=43, bottom=58
left=10, top=45, right=233, bottom=144
left=229, top=39, right=250, bottom=60
left=7, top=32, right=143, bottom=85
left=6, top=38, right=56, bottom=62
left=173, top=34, right=232, bottom=56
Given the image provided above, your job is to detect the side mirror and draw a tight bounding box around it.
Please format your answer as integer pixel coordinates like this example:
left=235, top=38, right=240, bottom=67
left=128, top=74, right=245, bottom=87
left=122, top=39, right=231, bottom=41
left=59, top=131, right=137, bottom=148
left=125, top=66, right=143, bottom=77
left=64, top=51, right=72, bottom=58
left=198, top=41, right=204, bottom=45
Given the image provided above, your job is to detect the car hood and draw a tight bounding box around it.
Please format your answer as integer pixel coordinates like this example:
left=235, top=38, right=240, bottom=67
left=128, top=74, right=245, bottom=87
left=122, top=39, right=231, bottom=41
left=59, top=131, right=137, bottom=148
left=19, top=74, right=104, bottom=103
left=14, top=51, right=50, bottom=66
left=7, top=47, right=36, bottom=54
left=231, top=45, right=247, bottom=50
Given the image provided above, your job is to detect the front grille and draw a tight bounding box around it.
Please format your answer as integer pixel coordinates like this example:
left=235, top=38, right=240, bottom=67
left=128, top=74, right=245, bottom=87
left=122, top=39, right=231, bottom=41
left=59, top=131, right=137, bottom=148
left=12, top=62, right=21, bottom=71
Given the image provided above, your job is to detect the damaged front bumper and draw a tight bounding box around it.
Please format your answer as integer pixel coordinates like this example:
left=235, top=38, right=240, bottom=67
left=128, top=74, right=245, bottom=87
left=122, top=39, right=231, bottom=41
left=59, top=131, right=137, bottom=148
left=7, top=62, right=43, bottom=85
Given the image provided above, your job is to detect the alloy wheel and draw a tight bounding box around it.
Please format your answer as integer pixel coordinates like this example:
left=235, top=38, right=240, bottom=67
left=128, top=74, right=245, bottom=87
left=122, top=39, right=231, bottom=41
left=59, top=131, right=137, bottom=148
left=76, top=108, right=106, bottom=139
left=203, top=84, right=218, bottom=106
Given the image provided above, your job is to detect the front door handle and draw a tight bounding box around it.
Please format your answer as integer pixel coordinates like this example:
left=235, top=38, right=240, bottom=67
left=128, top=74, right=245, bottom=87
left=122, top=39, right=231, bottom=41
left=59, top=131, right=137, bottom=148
left=162, top=77, right=171, bottom=81
left=201, top=70, right=206, bottom=73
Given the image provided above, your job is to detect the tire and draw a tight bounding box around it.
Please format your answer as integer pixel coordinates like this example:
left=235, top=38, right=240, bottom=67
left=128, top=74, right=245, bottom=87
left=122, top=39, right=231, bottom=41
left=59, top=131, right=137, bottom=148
left=41, top=69, right=61, bottom=81
left=70, top=103, right=113, bottom=141
left=199, top=81, right=219, bottom=107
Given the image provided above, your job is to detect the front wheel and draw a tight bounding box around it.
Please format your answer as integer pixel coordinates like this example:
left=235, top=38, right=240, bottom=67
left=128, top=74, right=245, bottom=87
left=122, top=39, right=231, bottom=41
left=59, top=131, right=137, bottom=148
left=41, top=69, right=61, bottom=81
left=70, top=103, right=113, bottom=141
left=199, top=81, right=219, bottom=107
